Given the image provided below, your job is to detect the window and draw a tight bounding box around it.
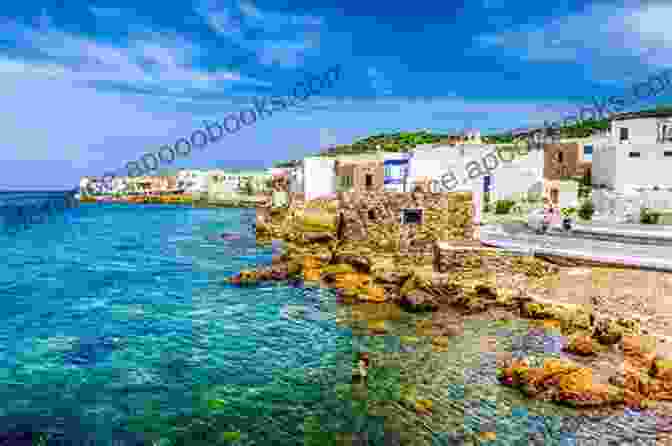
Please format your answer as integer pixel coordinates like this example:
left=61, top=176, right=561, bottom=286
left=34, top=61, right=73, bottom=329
left=619, top=127, right=629, bottom=142
left=665, top=151, right=672, bottom=157
left=628, top=152, right=641, bottom=158
left=339, top=175, right=352, bottom=189
left=583, top=145, right=593, bottom=155
left=365, top=174, right=373, bottom=188
left=557, top=151, right=563, bottom=163
left=367, top=209, right=376, bottom=220
left=401, top=208, right=423, bottom=224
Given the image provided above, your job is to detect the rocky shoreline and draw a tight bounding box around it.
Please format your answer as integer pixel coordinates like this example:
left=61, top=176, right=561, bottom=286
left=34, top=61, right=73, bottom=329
left=227, top=197, right=672, bottom=419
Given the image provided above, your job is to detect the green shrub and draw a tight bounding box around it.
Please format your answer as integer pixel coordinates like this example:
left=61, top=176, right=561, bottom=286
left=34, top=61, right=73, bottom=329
left=577, top=200, right=595, bottom=220
left=640, top=208, right=661, bottom=224
left=561, top=207, right=577, bottom=217
left=495, top=199, right=516, bottom=215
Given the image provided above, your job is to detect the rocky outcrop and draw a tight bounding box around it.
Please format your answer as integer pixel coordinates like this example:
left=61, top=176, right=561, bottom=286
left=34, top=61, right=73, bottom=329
left=519, top=299, right=593, bottom=336
left=498, top=358, right=625, bottom=407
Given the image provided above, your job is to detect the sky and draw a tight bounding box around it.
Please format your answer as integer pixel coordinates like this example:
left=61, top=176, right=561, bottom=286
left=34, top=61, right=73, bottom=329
left=1, top=0, right=672, bottom=189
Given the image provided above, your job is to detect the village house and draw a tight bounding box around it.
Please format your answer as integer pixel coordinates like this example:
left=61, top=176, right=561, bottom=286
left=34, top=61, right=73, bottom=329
left=591, top=110, right=672, bottom=221
left=177, top=169, right=209, bottom=198
left=383, top=153, right=411, bottom=192
left=207, top=169, right=243, bottom=201
left=335, top=157, right=385, bottom=194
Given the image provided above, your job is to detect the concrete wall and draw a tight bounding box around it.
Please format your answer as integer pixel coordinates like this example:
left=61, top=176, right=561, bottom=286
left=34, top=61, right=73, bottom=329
left=489, top=149, right=544, bottom=201
left=610, top=143, right=672, bottom=192
left=592, top=145, right=618, bottom=189
left=304, top=158, right=336, bottom=201
left=611, top=118, right=662, bottom=145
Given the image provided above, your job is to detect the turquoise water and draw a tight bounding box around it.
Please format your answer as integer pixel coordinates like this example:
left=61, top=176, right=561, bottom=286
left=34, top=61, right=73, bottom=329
left=0, top=203, right=370, bottom=445
left=1, top=201, right=670, bottom=446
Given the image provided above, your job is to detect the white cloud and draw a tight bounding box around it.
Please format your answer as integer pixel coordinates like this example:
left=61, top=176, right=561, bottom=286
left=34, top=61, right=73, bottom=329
left=0, top=15, right=270, bottom=96
left=473, top=2, right=672, bottom=84
left=89, top=6, right=124, bottom=18
left=197, top=0, right=324, bottom=68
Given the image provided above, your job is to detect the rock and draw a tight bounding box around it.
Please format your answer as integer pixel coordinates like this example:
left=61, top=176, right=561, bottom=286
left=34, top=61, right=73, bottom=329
left=320, top=264, right=357, bottom=282
left=498, top=358, right=624, bottom=407
left=431, top=336, right=452, bottom=351
left=334, top=272, right=371, bottom=292
left=593, top=319, right=623, bottom=345
left=651, top=358, right=672, bottom=382
left=367, top=320, right=387, bottom=334
left=520, top=300, right=593, bottom=335
left=414, top=398, right=433, bottom=415
left=303, top=232, right=335, bottom=243
left=401, top=289, right=439, bottom=312
left=563, top=333, right=599, bottom=356
left=594, top=318, right=641, bottom=346
left=373, top=269, right=411, bottom=285
left=332, top=252, right=372, bottom=273
left=622, top=335, right=657, bottom=370
left=302, top=268, right=322, bottom=282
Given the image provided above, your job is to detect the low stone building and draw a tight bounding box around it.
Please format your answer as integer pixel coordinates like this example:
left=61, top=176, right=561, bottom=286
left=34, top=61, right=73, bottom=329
left=335, top=160, right=384, bottom=194
left=544, top=141, right=592, bottom=181
left=336, top=191, right=473, bottom=255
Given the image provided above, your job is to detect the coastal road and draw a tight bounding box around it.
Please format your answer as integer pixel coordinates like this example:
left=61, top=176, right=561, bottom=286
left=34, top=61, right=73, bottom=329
left=480, top=222, right=672, bottom=270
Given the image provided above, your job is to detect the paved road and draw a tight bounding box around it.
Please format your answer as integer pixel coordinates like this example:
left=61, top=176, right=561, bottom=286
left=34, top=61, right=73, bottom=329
left=481, top=223, right=672, bottom=270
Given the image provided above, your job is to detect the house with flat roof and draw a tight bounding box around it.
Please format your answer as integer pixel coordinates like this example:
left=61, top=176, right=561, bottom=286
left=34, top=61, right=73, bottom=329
left=589, top=111, right=672, bottom=221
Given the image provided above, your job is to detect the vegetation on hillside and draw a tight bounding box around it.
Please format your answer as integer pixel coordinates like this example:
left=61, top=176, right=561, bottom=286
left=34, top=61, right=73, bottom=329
left=273, top=105, right=672, bottom=167
left=319, top=131, right=448, bottom=156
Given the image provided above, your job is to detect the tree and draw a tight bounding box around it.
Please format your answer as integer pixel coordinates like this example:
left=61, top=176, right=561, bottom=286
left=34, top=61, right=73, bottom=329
left=240, top=178, right=254, bottom=195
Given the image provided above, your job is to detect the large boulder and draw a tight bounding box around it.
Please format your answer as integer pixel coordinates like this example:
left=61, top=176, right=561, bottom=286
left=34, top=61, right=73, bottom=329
left=520, top=299, right=593, bottom=335
left=593, top=318, right=641, bottom=346
left=400, top=289, right=439, bottom=312
left=332, top=252, right=372, bottom=273
left=498, top=358, right=625, bottom=407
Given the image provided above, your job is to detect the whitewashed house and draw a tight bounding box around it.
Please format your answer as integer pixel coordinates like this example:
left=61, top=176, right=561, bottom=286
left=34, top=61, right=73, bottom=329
left=380, top=153, right=410, bottom=192
left=207, top=169, right=241, bottom=201
left=592, top=111, right=672, bottom=220
left=302, top=157, right=337, bottom=201
left=488, top=147, right=544, bottom=202
left=177, top=169, right=209, bottom=198
left=288, top=165, right=304, bottom=196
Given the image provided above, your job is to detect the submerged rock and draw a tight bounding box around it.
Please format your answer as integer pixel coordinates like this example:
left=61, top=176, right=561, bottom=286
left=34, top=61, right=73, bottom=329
left=498, top=358, right=625, bottom=407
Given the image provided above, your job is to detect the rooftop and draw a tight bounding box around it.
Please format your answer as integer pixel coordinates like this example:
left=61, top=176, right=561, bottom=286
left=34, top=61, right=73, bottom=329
left=610, top=110, right=672, bottom=121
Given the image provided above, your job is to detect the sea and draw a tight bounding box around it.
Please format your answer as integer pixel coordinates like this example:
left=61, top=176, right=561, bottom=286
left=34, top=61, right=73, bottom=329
left=0, top=194, right=669, bottom=445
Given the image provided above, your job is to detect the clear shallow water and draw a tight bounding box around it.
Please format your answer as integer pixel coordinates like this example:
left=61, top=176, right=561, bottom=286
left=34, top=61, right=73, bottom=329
left=0, top=203, right=366, bottom=445
left=1, top=202, right=669, bottom=445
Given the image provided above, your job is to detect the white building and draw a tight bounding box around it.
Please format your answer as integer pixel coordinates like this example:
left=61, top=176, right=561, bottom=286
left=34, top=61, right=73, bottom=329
left=488, top=147, right=544, bottom=202
left=383, top=153, right=411, bottom=192
left=303, top=157, right=337, bottom=201
left=591, top=111, right=672, bottom=220
left=207, top=169, right=240, bottom=201
left=407, top=143, right=497, bottom=192
left=593, top=112, right=672, bottom=192
left=288, top=165, right=304, bottom=196
left=177, top=170, right=209, bottom=196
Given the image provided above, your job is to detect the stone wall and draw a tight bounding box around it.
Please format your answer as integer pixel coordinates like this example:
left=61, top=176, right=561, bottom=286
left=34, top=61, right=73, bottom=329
left=544, top=142, right=591, bottom=180
left=335, top=160, right=384, bottom=194
left=336, top=191, right=473, bottom=254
